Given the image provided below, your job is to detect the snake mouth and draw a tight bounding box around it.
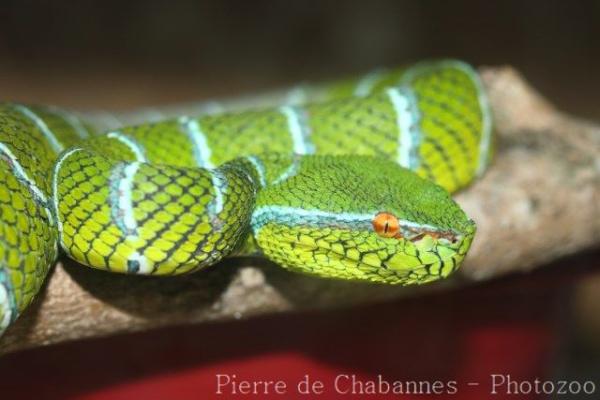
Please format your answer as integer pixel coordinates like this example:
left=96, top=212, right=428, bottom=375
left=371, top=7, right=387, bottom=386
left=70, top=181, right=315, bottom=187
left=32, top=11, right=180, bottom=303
left=264, top=225, right=474, bottom=285
left=400, top=217, right=476, bottom=245
left=406, top=228, right=459, bottom=244
left=350, top=222, right=474, bottom=282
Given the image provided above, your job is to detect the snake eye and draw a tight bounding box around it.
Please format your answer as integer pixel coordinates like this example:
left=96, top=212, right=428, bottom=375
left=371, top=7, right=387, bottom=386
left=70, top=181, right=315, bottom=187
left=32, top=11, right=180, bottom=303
left=372, top=212, right=402, bottom=238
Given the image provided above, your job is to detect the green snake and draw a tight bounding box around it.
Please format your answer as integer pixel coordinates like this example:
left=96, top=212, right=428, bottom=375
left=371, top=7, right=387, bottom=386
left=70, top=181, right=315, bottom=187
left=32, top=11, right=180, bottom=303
left=0, top=59, right=492, bottom=334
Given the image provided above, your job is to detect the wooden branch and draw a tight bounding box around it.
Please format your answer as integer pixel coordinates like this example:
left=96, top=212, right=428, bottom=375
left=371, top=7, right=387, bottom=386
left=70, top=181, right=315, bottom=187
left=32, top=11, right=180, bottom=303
left=1, top=66, right=599, bottom=355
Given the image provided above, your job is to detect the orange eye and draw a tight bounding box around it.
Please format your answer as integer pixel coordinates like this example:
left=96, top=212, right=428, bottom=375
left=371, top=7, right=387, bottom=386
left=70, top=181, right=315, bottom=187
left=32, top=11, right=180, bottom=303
left=372, top=212, right=401, bottom=238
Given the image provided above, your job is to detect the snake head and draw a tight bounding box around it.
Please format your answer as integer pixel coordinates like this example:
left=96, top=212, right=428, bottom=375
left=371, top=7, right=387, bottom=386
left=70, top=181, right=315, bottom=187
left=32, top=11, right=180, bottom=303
left=251, top=154, right=476, bottom=285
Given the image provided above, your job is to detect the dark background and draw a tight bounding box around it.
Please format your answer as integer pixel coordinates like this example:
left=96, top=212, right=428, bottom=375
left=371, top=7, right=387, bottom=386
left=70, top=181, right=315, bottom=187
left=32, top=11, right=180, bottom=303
left=0, top=0, right=599, bottom=119
left=0, top=1, right=599, bottom=399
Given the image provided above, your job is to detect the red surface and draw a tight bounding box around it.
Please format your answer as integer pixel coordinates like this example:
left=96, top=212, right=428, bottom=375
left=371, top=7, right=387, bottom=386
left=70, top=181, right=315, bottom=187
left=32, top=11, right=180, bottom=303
left=0, top=256, right=584, bottom=400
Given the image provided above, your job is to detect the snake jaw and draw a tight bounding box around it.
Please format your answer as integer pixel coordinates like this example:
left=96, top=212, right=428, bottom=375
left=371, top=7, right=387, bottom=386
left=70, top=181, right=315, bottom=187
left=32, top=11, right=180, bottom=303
left=379, top=219, right=476, bottom=282
left=254, top=217, right=476, bottom=285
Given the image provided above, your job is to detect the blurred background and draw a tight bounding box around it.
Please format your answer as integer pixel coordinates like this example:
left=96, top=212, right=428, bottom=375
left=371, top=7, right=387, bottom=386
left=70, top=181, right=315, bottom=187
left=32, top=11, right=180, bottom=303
left=0, top=1, right=599, bottom=399
left=1, top=0, right=599, bottom=118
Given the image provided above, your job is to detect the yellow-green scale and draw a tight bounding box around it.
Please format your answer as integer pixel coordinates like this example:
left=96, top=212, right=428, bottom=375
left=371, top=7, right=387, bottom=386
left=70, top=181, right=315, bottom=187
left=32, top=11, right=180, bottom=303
left=0, top=103, right=88, bottom=332
left=407, top=64, right=487, bottom=192
left=107, top=61, right=487, bottom=195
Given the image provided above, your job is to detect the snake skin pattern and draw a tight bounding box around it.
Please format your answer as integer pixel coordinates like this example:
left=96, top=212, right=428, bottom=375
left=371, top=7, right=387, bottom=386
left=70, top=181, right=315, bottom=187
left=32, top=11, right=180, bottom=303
left=0, top=60, right=492, bottom=334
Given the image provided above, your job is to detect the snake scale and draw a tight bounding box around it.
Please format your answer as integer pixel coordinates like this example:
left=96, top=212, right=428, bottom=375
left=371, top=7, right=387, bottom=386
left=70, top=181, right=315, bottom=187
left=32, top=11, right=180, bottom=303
left=0, top=60, right=492, bottom=335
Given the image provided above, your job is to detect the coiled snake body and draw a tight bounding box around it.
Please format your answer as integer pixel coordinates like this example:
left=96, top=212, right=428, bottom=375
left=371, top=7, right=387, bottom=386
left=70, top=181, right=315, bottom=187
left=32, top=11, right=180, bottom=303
left=0, top=60, right=492, bottom=334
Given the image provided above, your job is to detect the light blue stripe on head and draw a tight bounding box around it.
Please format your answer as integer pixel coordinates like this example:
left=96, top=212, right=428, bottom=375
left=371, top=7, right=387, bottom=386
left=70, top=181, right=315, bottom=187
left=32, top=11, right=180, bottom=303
left=251, top=206, right=374, bottom=234
left=251, top=206, right=443, bottom=236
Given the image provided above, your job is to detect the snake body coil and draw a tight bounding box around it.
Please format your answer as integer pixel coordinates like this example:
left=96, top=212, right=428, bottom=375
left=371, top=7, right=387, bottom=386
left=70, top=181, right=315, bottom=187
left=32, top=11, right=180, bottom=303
left=0, top=60, right=492, bottom=333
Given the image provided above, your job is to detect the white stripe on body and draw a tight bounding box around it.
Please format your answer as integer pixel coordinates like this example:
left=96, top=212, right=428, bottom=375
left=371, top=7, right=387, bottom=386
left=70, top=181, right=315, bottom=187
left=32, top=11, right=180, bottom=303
left=106, top=132, right=147, bottom=162
left=354, top=69, right=385, bottom=97
left=128, top=251, right=153, bottom=274
left=280, top=105, right=314, bottom=155
left=109, top=162, right=156, bottom=273
left=50, top=108, right=90, bottom=139
left=52, top=147, right=85, bottom=242
left=244, top=156, right=267, bottom=188
left=386, top=87, right=419, bottom=169
left=179, top=116, right=215, bottom=168
left=285, top=85, right=308, bottom=105
left=14, top=105, right=64, bottom=153
left=400, top=60, right=493, bottom=176
left=0, top=142, right=49, bottom=206
left=272, top=156, right=301, bottom=185
left=208, top=169, right=226, bottom=216
left=116, top=162, right=141, bottom=236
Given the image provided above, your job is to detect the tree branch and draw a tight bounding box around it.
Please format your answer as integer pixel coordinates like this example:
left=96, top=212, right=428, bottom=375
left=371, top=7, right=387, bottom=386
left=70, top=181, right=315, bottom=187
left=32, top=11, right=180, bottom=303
left=1, top=66, right=599, bottom=355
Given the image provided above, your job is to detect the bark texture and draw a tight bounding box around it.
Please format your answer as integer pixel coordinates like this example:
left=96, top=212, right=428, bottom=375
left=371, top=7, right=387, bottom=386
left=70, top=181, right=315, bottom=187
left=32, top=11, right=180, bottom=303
left=1, top=66, right=599, bottom=355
